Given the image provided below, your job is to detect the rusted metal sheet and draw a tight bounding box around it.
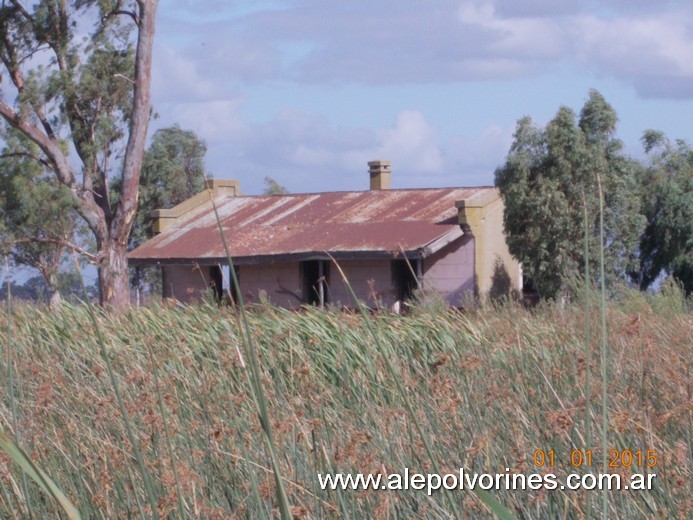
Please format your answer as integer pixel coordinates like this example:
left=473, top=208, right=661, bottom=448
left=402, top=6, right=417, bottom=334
left=129, top=187, right=493, bottom=265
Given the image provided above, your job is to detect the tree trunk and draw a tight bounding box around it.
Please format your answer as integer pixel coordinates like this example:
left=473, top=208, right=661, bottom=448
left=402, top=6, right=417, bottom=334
left=48, top=289, right=62, bottom=308
left=0, top=1, right=158, bottom=312
left=47, top=283, right=62, bottom=308
left=46, top=280, right=63, bottom=309
left=97, top=0, right=157, bottom=311
left=98, top=241, right=130, bottom=309
left=40, top=269, right=63, bottom=308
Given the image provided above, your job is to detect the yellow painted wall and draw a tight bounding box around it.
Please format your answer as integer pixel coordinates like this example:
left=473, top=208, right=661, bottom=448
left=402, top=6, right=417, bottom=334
left=456, top=190, right=522, bottom=298
left=152, top=179, right=241, bottom=233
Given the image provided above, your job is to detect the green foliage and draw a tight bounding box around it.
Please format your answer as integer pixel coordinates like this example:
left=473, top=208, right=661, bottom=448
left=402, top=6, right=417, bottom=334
left=0, top=280, right=40, bottom=302
left=66, top=44, right=135, bottom=170
left=635, top=132, right=692, bottom=294
left=120, top=125, right=208, bottom=249
left=0, top=0, right=158, bottom=308
left=1, top=1, right=136, bottom=185
left=263, top=176, right=289, bottom=195
left=495, top=90, right=645, bottom=299
left=0, top=128, right=83, bottom=304
left=24, top=273, right=98, bottom=303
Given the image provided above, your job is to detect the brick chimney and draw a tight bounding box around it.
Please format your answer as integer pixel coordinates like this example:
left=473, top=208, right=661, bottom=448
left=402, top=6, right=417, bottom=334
left=368, top=160, right=391, bottom=190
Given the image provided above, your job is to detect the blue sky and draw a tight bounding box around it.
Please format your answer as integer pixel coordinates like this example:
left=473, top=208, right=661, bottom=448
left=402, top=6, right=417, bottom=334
left=151, top=0, right=693, bottom=194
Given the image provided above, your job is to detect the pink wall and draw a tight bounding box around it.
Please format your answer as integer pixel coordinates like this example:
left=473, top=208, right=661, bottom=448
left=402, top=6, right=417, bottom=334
left=162, top=238, right=475, bottom=308
left=423, top=236, right=475, bottom=306
left=161, top=260, right=398, bottom=309
left=162, top=265, right=213, bottom=303
left=327, top=259, right=397, bottom=309
left=239, top=263, right=302, bottom=308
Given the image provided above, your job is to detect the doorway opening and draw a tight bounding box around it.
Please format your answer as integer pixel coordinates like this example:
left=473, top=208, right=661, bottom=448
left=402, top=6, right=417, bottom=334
left=392, top=258, right=420, bottom=303
left=301, top=260, right=329, bottom=306
left=209, top=265, right=239, bottom=304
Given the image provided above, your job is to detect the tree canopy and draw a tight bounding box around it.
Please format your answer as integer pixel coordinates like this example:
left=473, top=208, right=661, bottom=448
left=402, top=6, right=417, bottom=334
left=124, top=124, right=207, bottom=249
left=263, top=176, right=289, bottom=195
left=495, top=90, right=645, bottom=299
left=0, top=0, right=158, bottom=309
left=0, top=130, right=79, bottom=305
left=636, top=131, right=692, bottom=293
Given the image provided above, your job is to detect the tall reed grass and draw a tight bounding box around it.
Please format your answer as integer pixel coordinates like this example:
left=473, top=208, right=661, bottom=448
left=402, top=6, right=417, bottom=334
left=208, top=189, right=293, bottom=520
left=0, top=293, right=689, bottom=518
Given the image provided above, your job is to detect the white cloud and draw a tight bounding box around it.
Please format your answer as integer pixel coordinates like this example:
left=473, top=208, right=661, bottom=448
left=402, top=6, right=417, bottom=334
left=445, top=124, right=515, bottom=184
left=154, top=1, right=693, bottom=97
left=153, top=45, right=223, bottom=102
left=574, top=12, right=693, bottom=97
left=454, top=0, right=693, bottom=98
left=234, top=109, right=508, bottom=191
left=185, top=108, right=448, bottom=192
left=164, top=99, right=249, bottom=144
left=147, top=1, right=693, bottom=195
left=340, top=111, right=443, bottom=175
left=457, top=0, right=566, bottom=58
left=290, top=145, right=334, bottom=167
left=374, top=111, right=443, bottom=172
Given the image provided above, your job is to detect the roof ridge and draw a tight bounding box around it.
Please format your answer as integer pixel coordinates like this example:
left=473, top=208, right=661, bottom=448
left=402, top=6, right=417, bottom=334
left=236, top=186, right=495, bottom=197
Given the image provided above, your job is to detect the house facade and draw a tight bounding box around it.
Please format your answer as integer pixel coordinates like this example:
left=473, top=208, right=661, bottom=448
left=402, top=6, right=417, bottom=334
left=128, top=161, right=521, bottom=308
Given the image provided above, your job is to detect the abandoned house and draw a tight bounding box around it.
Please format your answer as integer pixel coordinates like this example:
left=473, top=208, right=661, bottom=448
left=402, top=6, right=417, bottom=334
left=128, top=160, right=522, bottom=308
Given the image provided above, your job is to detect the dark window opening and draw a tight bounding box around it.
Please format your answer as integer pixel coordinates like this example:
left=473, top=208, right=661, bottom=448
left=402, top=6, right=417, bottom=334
left=301, top=260, right=329, bottom=306
left=209, top=266, right=223, bottom=301
left=392, top=259, right=419, bottom=302
left=210, top=265, right=239, bottom=304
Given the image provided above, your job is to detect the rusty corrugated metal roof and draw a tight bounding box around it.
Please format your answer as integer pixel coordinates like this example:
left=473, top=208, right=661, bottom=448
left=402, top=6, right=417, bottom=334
left=128, top=187, right=495, bottom=265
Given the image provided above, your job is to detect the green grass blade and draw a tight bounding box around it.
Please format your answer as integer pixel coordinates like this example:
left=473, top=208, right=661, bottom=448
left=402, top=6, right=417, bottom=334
left=582, top=192, right=592, bottom=520
left=596, top=173, right=608, bottom=519
left=0, top=429, right=80, bottom=520
left=4, top=260, right=33, bottom=517
left=207, top=189, right=293, bottom=520
left=146, top=343, right=186, bottom=518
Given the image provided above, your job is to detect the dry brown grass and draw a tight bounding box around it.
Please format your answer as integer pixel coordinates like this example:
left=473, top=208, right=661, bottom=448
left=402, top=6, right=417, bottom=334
left=0, top=293, right=690, bottom=518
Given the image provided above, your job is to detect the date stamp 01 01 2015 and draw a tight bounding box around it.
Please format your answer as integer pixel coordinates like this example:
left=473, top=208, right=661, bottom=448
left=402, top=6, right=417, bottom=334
left=532, top=449, right=658, bottom=469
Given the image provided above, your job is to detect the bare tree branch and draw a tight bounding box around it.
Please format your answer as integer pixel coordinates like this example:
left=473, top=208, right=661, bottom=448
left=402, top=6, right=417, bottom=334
left=103, top=9, right=140, bottom=26
left=0, top=100, right=72, bottom=185
left=2, top=1, right=111, bottom=232
left=8, top=0, right=33, bottom=24
left=3, top=237, right=99, bottom=263
left=39, top=1, right=115, bottom=223
left=16, top=43, right=51, bottom=67
left=0, top=151, right=52, bottom=169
